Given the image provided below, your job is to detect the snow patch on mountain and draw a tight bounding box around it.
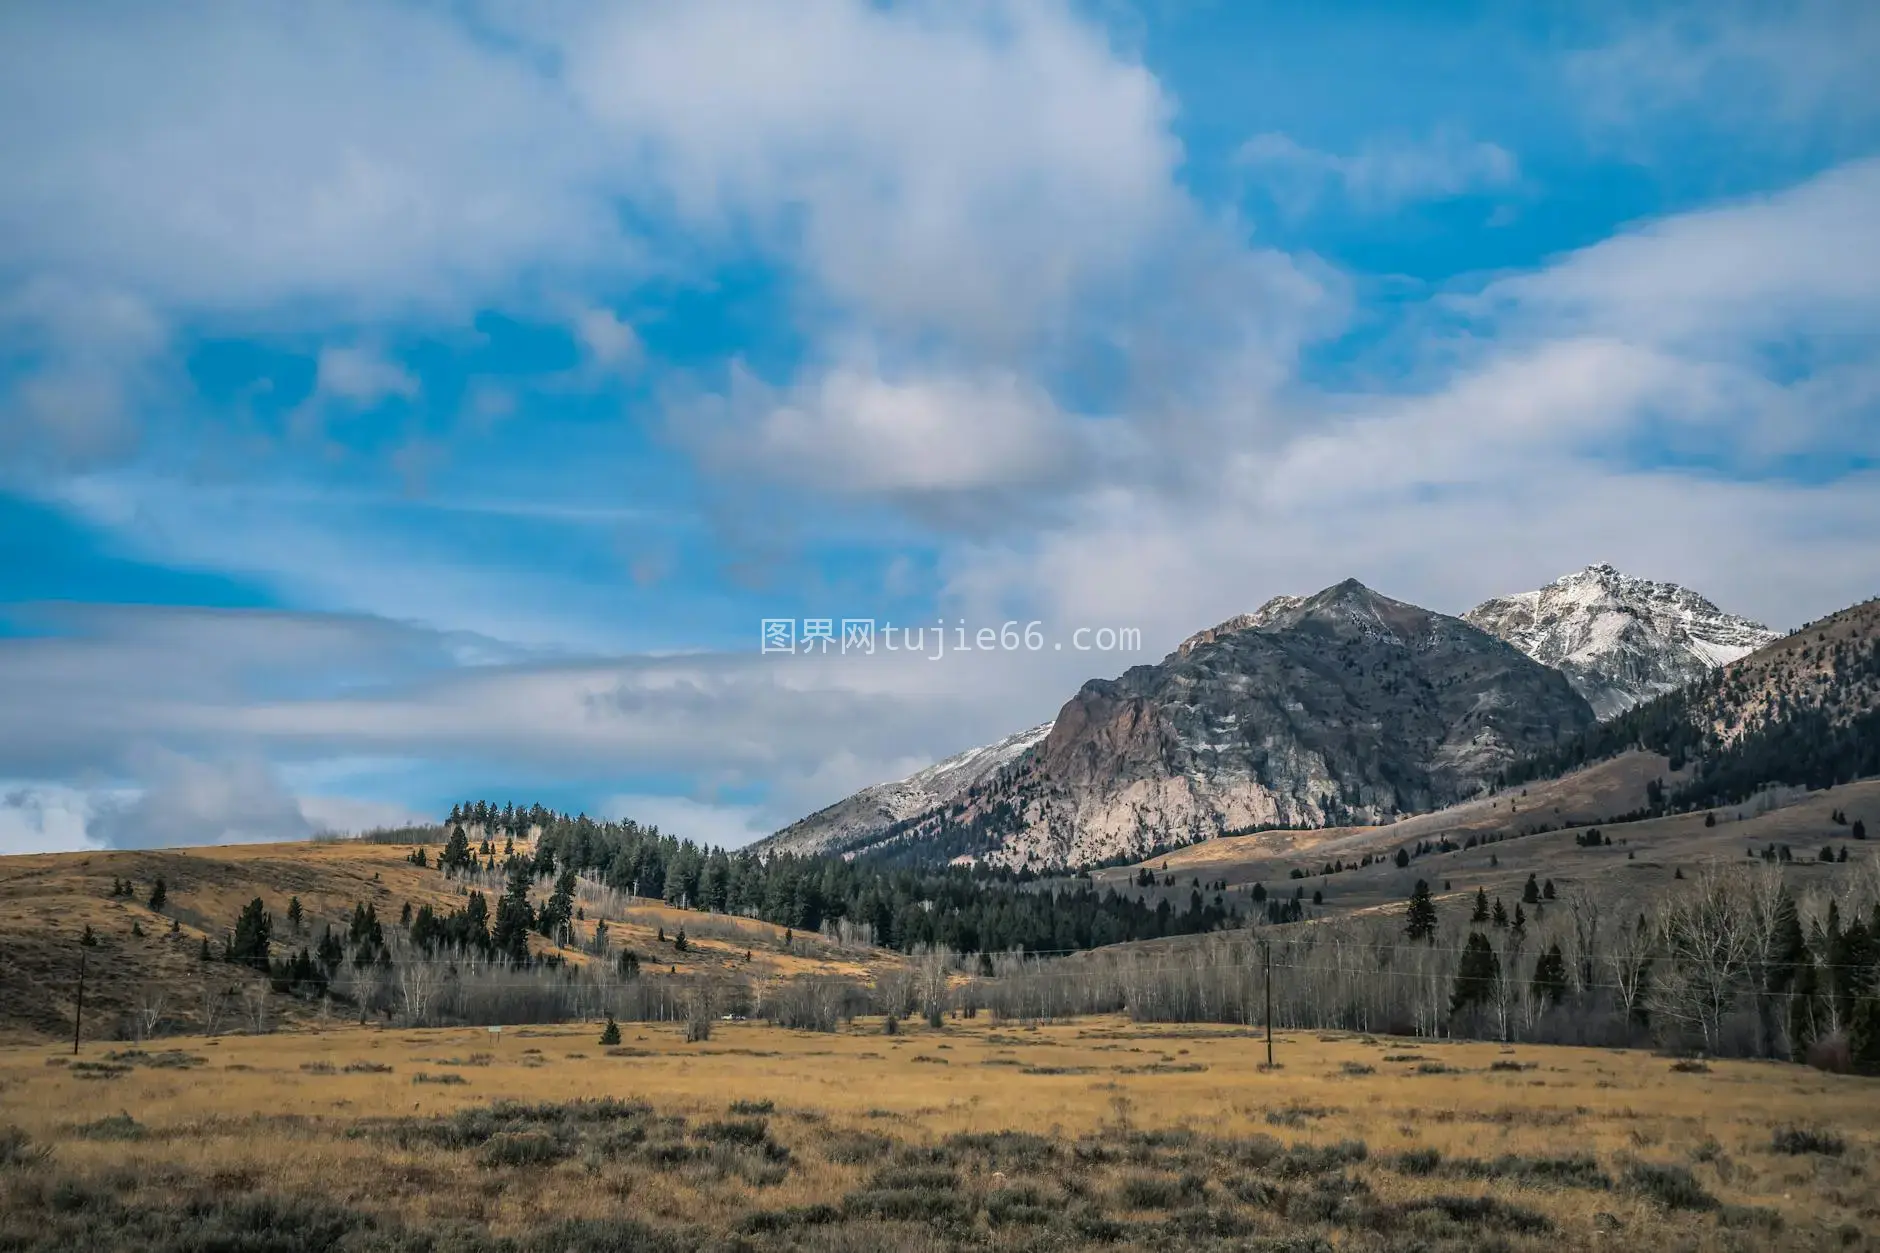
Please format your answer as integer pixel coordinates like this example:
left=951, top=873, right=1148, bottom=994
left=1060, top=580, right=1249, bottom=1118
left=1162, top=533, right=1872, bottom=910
left=760, top=721, right=1053, bottom=857
left=1462, top=563, right=1778, bottom=719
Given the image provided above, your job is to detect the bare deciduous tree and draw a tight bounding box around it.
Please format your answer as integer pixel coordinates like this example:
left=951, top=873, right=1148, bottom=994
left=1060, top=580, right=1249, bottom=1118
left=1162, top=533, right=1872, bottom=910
left=395, top=943, right=443, bottom=1026
left=133, top=988, right=167, bottom=1043
left=1648, top=868, right=1756, bottom=1053
left=241, top=983, right=270, bottom=1035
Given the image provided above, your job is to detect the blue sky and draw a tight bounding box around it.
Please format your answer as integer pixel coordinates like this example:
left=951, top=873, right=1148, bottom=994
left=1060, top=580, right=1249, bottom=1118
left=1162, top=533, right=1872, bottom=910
left=2, top=0, right=1877, bottom=853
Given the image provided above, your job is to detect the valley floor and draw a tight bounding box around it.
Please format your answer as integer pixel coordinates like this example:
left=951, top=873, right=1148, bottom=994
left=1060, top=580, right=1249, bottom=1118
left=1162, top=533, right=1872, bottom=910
left=2, top=1016, right=1876, bottom=1251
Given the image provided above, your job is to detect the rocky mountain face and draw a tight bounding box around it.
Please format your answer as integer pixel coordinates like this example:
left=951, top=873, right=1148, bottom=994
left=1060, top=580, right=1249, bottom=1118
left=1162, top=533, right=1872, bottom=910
left=763, top=722, right=1053, bottom=859
left=1463, top=564, right=1779, bottom=720
left=775, top=580, right=1596, bottom=870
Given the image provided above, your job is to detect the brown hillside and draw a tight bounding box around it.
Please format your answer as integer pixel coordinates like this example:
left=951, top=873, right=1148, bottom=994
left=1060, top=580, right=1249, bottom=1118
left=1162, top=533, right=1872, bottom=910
left=0, top=839, right=888, bottom=1045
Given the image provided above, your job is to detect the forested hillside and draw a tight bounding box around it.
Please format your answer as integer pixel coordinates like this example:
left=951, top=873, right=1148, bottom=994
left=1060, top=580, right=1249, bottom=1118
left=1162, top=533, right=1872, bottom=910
left=439, top=801, right=1239, bottom=955
left=1501, top=599, right=1880, bottom=809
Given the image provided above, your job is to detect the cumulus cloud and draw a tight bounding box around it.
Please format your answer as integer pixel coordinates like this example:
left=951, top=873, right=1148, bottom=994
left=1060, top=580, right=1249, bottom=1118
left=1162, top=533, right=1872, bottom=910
left=556, top=0, right=1182, bottom=347
left=703, top=363, right=1079, bottom=497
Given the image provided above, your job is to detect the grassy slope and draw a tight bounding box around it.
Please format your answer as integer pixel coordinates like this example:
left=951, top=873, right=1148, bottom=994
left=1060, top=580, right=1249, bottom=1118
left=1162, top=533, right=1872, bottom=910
left=0, top=839, right=888, bottom=1045
left=1089, top=761, right=1878, bottom=927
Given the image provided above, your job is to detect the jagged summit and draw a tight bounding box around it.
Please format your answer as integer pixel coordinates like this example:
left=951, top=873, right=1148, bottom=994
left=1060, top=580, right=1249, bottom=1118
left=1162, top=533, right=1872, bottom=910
left=765, top=568, right=1777, bottom=870
left=1463, top=564, right=1778, bottom=719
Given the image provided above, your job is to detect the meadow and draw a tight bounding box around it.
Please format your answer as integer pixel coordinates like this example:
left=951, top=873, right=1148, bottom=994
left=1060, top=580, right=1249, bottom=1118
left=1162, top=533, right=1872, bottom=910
left=3, top=1014, right=1877, bottom=1251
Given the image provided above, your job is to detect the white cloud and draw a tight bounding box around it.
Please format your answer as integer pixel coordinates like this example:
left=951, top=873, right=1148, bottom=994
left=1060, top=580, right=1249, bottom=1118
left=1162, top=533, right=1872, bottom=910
left=0, top=3, right=621, bottom=315
left=297, top=793, right=431, bottom=836
left=87, top=751, right=313, bottom=850
left=941, top=155, right=1880, bottom=644
left=0, top=782, right=104, bottom=855
left=572, top=306, right=643, bottom=371
left=558, top=0, right=1182, bottom=347
left=719, top=363, right=1079, bottom=496
left=604, top=793, right=773, bottom=849
left=312, top=345, right=421, bottom=408
left=1568, top=1, right=1880, bottom=142
left=0, top=279, right=167, bottom=469
left=1470, top=157, right=1880, bottom=349
left=1236, top=129, right=1519, bottom=213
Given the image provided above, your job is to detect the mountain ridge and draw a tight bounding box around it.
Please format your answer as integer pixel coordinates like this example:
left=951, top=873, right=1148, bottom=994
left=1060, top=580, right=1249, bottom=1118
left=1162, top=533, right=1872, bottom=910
left=1463, top=563, right=1778, bottom=719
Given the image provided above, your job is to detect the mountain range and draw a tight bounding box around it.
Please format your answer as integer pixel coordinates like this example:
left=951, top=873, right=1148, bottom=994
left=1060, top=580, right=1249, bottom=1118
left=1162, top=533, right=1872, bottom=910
left=760, top=565, right=1785, bottom=869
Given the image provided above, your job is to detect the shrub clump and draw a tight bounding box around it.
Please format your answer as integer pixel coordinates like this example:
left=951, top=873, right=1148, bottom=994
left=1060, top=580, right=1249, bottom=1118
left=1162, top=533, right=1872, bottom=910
left=820, top=1130, right=894, bottom=1165
left=73, top=1114, right=145, bottom=1142
left=0, top=1126, right=51, bottom=1169
left=1622, top=1161, right=1718, bottom=1211
left=1770, top=1126, right=1845, bottom=1157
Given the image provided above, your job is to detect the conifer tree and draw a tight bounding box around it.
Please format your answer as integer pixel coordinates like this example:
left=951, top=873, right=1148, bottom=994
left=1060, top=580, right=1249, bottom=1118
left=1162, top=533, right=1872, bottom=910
left=599, top=1015, right=621, bottom=1047
left=148, top=878, right=167, bottom=912
left=1404, top=879, right=1438, bottom=942
left=286, top=896, right=303, bottom=933
left=229, top=897, right=272, bottom=971
left=1491, top=898, right=1509, bottom=928
left=1531, top=943, right=1568, bottom=1006
left=1522, top=874, right=1541, bottom=905
left=1450, top=932, right=1500, bottom=1018
left=442, top=825, right=475, bottom=875
left=1470, top=887, right=1490, bottom=923
left=492, top=862, right=535, bottom=964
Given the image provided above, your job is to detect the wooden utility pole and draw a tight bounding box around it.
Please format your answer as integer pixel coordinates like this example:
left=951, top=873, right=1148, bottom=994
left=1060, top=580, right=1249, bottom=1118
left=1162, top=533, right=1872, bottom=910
left=73, top=949, right=88, bottom=1055
left=1261, top=939, right=1274, bottom=1068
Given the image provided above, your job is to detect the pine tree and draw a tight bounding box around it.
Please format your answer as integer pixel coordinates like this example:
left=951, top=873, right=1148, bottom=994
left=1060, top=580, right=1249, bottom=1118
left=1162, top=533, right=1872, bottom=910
left=1405, top=880, right=1438, bottom=942
left=1393, top=847, right=1411, bottom=869
left=80, top=924, right=97, bottom=947
left=1521, top=874, right=1540, bottom=905
left=1511, top=903, right=1527, bottom=936
left=1854, top=819, right=1867, bottom=840
left=1542, top=878, right=1556, bottom=900
left=199, top=936, right=212, bottom=962
left=537, top=870, right=577, bottom=942
left=286, top=896, right=303, bottom=933
left=1449, top=932, right=1500, bottom=1017
left=1531, top=943, right=1569, bottom=1006
left=400, top=901, right=413, bottom=928
left=673, top=927, right=689, bottom=953
left=1470, top=887, right=1490, bottom=923
left=1492, top=898, right=1509, bottom=928
left=229, top=897, right=272, bottom=971
left=492, top=862, right=535, bottom=964
left=148, top=878, right=167, bottom=911
left=599, top=1015, right=621, bottom=1047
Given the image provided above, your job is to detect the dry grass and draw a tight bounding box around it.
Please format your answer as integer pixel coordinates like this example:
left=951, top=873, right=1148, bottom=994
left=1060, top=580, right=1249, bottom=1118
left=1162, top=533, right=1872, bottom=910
left=1094, top=765, right=1880, bottom=929
left=2, top=1015, right=1876, bottom=1250
left=0, top=839, right=890, bottom=1045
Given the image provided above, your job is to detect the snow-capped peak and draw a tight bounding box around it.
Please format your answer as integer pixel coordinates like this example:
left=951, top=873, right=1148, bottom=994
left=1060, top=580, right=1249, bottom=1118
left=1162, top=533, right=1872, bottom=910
left=1463, top=565, right=1777, bottom=719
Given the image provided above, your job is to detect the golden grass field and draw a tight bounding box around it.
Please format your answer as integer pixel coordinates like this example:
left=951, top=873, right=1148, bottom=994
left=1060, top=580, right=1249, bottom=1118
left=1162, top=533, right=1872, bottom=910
left=3, top=1014, right=1877, bottom=1251
left=0, top=838, right=889, bottom=1045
